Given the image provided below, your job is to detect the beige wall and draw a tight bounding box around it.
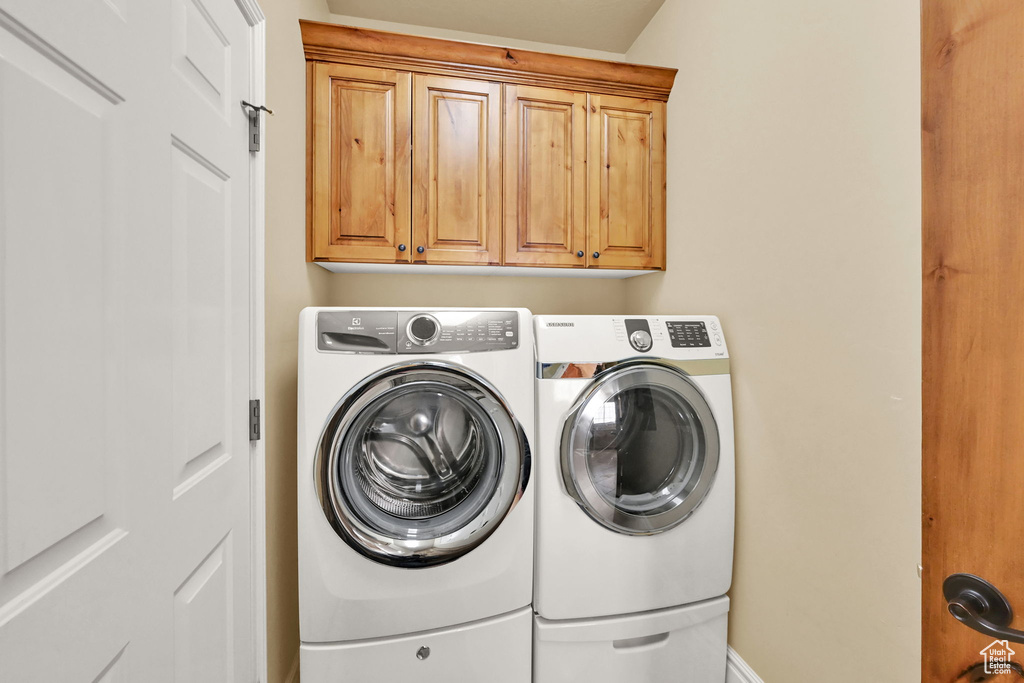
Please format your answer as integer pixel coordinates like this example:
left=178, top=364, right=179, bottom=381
left=263, top=4, right=629, bottom=681
left=624, top=1, right=921, bottom=681
left=263, top=0, right=331, bottom=681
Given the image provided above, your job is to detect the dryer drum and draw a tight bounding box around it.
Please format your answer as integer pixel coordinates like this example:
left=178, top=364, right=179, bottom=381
left=587, top=384, right=704, bottom=515
left=560, top=362, right=720, bottom=535
left=315, top=361, right=531, bottom=568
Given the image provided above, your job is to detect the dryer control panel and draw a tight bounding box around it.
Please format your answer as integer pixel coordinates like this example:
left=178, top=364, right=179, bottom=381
left=602, top=316, right=726, bottom=356
left=666, top=321, right=711, bottom=348
left=317, top=310, right=519, bottom=354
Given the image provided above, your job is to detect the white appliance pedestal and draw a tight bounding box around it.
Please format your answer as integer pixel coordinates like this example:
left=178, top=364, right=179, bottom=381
left=534, top=597, right=729, bottom=683
left=301, top=607, right=531, bottom=683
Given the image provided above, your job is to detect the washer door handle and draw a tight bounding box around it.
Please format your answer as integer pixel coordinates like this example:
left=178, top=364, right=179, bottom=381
left=944, top=573, right=1024, bottom=644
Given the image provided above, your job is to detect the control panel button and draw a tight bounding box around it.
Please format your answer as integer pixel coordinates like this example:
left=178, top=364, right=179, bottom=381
left=629, top=329, right=653, bottom=352
left=408, top=315, right=440, bottom=345
left=714, top=334, right=722, bottom=346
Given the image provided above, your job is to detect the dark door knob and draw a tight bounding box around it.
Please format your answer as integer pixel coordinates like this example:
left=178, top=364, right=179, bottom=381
left=944, top=574, right=1024, bottom=644
left=576, top=250, right=584, bottom=258
left=417, top=246, right=425, bottom=254
left=593, top=251, right=600, bottom=259
left=398, top=244, right=406, bottom=251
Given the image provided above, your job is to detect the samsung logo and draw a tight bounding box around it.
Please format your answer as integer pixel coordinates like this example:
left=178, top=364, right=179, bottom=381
left=545, top=322, right=575, bottom=327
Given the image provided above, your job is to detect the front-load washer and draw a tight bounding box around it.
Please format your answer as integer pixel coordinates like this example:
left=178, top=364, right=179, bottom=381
left=298, top=308, right=534, bottom=682
left=532, top=315, right=734, bottom=682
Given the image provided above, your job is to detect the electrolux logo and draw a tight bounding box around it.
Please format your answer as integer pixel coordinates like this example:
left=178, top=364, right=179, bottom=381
left=545, top=322, right=574, bottom=327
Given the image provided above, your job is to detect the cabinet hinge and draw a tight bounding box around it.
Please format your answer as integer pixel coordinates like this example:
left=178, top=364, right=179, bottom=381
left=249, top=399, right=261, bottom=441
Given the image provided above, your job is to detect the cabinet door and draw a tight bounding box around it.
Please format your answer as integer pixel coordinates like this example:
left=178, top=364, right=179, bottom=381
left=412, top=75, right=501, bottom=265
left=587, top=94, right=666, bottom=269
left=310, top=63, right=412, bottom=262
left=503, top=85, right=588, bottom=267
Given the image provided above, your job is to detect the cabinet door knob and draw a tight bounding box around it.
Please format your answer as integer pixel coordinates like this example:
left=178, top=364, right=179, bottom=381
left=593, top=251, right=600, bottom=259
left=576, top=250, right=584, bottom=258
left=398, top=244, right=406, bottom=252
left=416, top=246, right=425, bottom=254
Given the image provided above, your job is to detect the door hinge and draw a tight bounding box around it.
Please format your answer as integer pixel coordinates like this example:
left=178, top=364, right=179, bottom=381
left=249, top=399, right=261, bottom=441
left=248, top=113, right=260, bottom=152
left=240, top=101, right=273, bottom=152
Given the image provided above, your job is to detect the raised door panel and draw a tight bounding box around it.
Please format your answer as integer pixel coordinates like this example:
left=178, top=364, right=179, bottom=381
left=587, top=94, right=665, bottom=270
left=0, top=6, right=135, bottom=682
left=412, top=75, right=501, bottom=265
left=166, top=0, right=254, bottom=679
left=310, top=63, right=411, bottom=263
left=503, top=84, right=587, bottom=267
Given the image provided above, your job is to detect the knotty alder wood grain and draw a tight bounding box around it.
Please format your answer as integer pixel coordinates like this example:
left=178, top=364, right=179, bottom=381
left=411, top=75, right=501, bottom=265
left=310, top=63, right=411, bottom=263
left=922, top=0, right=1024, bottom=679
left=588, top=94, right=666, bottom=270
left=503, top=84, right=587, bottom=267
left=299, top=20, right=675, bottom=101
left=303, top=21, right=675, bottom=271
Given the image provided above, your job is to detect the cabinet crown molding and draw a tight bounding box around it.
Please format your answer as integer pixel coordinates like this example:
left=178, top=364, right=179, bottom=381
left=300, top=20, right=677, bottom=101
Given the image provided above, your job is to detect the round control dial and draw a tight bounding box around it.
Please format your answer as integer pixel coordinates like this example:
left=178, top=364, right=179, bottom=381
left=629, top=329, right=653, bottom=352
left=407, top=314, right=441, bottom=346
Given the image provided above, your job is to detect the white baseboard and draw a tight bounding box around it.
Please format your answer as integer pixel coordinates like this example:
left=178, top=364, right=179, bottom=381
left=284, top=652, right=299, bottom=683
left=727, top=646, right=764, bottom=683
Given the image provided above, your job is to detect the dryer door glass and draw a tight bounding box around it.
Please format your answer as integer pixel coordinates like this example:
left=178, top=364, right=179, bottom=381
left=316, top=363, right=530, bottom=567
left=562, top=364, right=719, bottom=534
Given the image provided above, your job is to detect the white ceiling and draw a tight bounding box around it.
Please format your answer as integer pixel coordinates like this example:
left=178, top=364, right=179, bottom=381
left=324, top=0, right=667, bottom=53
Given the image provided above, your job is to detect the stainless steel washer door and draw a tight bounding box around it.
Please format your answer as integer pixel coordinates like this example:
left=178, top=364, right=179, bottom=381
left=316, top=362, right=530, bottom=567
left=561, top=362, right=719, bottom=535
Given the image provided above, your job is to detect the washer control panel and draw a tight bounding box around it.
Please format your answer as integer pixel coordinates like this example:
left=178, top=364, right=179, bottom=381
left=317, top=310, right=519, bottom=353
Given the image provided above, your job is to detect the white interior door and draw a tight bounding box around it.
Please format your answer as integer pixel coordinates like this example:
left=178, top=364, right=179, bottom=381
left=0, top=0, right=260, bottom=680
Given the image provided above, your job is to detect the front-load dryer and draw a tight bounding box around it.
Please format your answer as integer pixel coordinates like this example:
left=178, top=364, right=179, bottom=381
left=298, top=308, right=534, bottom=682
left=532, top=315, right=734, bottom=682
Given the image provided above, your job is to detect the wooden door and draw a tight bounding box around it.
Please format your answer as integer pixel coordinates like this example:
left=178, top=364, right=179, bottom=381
left=923, top=1, right=1024, bottom=679
left=412, top=74, right=501, bottom=265
left=503, top=84, right=587, bottom=267
left=0, top=0, right=258, bottom=680
left=309, top=63, right=412, bottom=263
left=587, top=94, right=666, bottom=270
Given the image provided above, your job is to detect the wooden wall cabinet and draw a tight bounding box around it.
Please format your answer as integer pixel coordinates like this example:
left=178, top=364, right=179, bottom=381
left=413, top=75, right=502, bottom=265
left=309, top=63, right=412, bottom=263
left=503, top=84, right=588, bottom=267
left=302, top=21, right=676, bottom=274
left=588, top=94, right=666, bottom=270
